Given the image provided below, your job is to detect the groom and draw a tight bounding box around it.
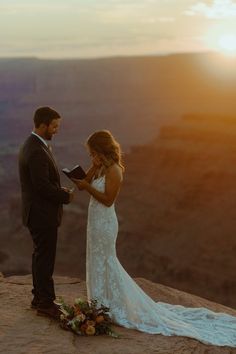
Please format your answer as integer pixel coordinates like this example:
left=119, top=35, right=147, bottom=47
left=18, top=107, right=74, bottom=319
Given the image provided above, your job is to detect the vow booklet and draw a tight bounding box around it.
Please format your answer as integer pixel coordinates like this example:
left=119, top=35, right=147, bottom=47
left=62, top=165, right=86, bottom=180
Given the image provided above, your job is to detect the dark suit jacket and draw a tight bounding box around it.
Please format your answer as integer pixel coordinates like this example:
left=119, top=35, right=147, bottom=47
left=18, top=134, right=70, bottom=228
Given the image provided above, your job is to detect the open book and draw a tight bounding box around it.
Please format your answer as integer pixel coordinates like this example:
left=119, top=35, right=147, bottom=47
left=62, top=165, right=86, bottom=180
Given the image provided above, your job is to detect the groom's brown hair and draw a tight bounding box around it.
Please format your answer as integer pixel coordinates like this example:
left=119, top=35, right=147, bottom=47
left=34, top=106, right=61, bottom=128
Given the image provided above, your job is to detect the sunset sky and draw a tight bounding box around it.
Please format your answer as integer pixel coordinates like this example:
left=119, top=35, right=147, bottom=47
left=1, top=0, right=236, bottom=58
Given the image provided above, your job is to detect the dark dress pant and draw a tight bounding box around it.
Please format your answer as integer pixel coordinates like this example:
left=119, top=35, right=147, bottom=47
left=28, top=224, right=58, bottom=306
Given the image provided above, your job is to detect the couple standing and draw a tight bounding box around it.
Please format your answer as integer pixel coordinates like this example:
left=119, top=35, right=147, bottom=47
left=19, top=107, right=236, bottom=348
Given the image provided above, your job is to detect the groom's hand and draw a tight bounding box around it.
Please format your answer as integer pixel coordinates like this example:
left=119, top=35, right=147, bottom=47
left=62, top=187, right=75, bottom=202
left=61, top=187, right=70, bottom=193
left=68, top=188, right=75, bottom=203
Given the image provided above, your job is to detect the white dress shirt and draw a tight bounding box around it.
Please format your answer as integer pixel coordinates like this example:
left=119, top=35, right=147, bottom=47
left=31, top=131, right=48, bottom=147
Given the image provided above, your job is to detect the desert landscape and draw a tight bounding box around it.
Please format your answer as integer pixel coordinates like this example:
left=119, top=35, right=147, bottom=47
left=1, top=52, right=236, bottom=310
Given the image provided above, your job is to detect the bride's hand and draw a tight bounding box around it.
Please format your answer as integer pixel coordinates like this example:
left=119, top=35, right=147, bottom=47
left=71, top=178, right=89, bottom=191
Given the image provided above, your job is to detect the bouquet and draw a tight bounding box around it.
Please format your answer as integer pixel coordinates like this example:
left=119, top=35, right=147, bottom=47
left=56, top=297, right=120, bottom=338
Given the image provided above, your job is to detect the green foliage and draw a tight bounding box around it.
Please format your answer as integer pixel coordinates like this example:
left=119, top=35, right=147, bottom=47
left=57, top=297, right=120, bottom=338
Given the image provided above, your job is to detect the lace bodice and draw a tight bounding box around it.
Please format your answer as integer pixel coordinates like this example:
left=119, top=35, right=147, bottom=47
left=86, top=175, right=236, bottom=347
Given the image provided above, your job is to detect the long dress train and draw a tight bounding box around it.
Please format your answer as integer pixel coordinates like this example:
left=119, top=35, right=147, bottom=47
left=86, top=175, right=236, bottom=347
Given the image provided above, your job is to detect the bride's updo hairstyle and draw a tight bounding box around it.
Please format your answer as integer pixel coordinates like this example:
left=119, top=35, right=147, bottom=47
left=87, top=130, right=125, bottom=171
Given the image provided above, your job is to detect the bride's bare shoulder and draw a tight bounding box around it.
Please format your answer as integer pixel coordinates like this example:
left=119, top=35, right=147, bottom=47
left=106, top=163, right=123, bottom=181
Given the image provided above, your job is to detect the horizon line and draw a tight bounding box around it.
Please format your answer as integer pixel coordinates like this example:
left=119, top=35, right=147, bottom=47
left=0, top=50, right=220, bottom=61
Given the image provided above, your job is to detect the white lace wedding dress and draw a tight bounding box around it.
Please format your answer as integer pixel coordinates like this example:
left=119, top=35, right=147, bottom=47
left=86, top=175, right=236, bottom=347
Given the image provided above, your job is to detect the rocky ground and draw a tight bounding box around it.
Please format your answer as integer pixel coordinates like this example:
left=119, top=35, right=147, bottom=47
left=1, top=273, right=236, bottom=354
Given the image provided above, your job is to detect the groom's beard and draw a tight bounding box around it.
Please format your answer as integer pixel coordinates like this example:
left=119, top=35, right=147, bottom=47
left=44, top=130, right=54, bottom=141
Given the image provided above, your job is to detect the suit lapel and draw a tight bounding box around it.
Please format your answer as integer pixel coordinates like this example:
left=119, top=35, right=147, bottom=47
left=30, top=134, right=61, bottom=183
left=42, top=146, right=61, bottom=183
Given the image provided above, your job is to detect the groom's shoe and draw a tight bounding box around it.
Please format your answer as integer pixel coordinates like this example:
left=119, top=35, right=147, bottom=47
left=31, top=297, right=40, bottom=309
left=37, top=303, right=61, bottom=320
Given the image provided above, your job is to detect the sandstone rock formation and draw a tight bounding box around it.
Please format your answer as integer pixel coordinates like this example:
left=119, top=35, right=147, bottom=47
left=1, top=274, right=236, bottom=354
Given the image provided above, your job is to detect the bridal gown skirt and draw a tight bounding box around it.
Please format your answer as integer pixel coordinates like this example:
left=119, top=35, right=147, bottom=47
left=86, top=176, right=236, bottom=347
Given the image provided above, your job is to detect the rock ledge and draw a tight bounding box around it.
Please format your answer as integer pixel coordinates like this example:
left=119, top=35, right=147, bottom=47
left=1, top=274, right=235, bottom=354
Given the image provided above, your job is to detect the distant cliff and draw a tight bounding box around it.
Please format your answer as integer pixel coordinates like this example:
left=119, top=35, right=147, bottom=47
left=118, top=114, right=236, bottom=308
left=1, top=53, right=236, bottom=147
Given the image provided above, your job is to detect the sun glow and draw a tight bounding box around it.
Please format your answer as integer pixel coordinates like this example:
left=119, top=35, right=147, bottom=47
left=217, top=34, right=236, bottom=55
left=205, top=28, right=236, bottom=57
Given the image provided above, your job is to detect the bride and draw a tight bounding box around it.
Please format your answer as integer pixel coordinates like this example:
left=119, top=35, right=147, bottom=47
left=72, top=130, right=236, bottom=347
